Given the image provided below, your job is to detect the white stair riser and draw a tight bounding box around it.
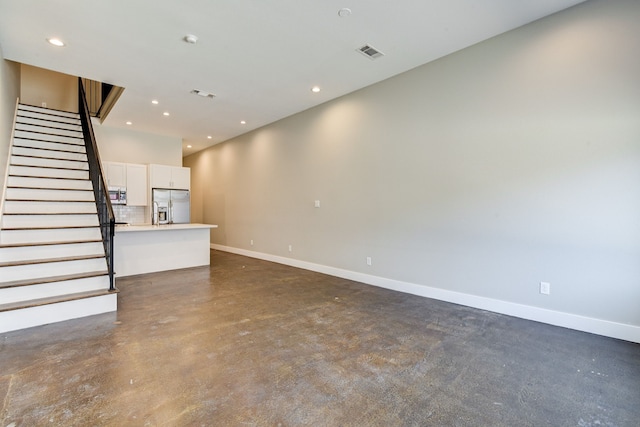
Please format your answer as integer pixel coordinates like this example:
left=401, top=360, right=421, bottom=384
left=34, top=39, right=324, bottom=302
left=3, top=200, right=97, bottom=214
left=0, top=241, right=104, bottom=263
left=0, top=293, right=117, bottom=334
left=5, top=188, right=94, bottom=201
left=17, top=111, right=80, bottom=125
left=17, top=117, right=82, bottom=131
left=12, top=146, right=87, bottom=162
left=2, top=214, right=99, bottom=229
left=13, top=138, right=86, bottom=153
left=7, top=176, right=92, bottom=190
left=0, top=275, right=110, bottom=305
left=0, top=227, right=102, bottom=244
left=15, top=123, right=83, bottom=138
left=0, top=258, right=108, bottom=282
left=13, top=130, right=84, bottom=145
left=11, top=155, right=88, bottom=170
left=18, top=105, right=80, bottom=119
left=9, top=165, right=89, bottom=180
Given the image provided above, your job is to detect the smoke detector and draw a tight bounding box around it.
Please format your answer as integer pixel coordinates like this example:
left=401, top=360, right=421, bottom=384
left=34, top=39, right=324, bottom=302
left=184, top=34, right=198, bottom=44
left=357, top=44, right=384, bottom=60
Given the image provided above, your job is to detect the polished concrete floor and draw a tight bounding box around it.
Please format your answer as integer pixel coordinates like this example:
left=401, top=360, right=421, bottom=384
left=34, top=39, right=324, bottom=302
left=1, top=250, right=639, bottom=426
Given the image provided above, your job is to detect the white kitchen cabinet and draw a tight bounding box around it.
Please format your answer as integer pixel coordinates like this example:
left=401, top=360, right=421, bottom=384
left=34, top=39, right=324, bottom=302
left=149, top=164, right=190, bottom=190
left=126, top=163, right=148, bottom=206
left=103, top=161, right=126, bottom=187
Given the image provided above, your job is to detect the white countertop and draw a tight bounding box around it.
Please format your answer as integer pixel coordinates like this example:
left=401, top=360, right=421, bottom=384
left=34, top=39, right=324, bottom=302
left=115, top=223, right=218, bottom=233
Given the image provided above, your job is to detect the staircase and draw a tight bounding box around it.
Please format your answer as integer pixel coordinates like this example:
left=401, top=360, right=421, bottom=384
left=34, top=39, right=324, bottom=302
left=0, top=104, right=117, bottom=333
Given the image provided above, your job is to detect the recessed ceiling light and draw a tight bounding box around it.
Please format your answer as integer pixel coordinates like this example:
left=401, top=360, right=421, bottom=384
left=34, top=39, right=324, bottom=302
left=240, top=120, right=246, bottom=125
left=151, top=100, right=159, bottom=105
left=187, top=145, right=192, bottom=148
left=126, top=121, right=132, bottom=125
left=163, top=112, right=170, bottom=116
left=311, top=86, right=321, bottom=93
left=207, top=136, right=212, bottom=139
left=47, top=38, right=65, bottom=47
left=338, top=8, right=352, bottom=17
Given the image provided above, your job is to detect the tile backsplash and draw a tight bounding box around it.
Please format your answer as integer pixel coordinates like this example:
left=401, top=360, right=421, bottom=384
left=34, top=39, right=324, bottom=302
left=113, top=205, right=147, bottom=225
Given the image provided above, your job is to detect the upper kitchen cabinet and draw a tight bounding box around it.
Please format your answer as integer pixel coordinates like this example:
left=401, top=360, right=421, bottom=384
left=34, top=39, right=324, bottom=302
left=126, top=164, right=148, bottom=206
left=104, top=161, right=126, bottom=187
left=149, top=164, right=190, bottom=190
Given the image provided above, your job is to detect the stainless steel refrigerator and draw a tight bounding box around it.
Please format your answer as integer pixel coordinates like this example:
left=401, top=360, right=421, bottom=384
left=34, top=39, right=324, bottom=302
left=152, top=189, right=190, bottom=224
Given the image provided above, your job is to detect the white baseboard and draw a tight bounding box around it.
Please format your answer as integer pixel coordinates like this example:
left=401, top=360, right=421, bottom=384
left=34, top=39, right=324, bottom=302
left=212, top=244, right=640, bottom=344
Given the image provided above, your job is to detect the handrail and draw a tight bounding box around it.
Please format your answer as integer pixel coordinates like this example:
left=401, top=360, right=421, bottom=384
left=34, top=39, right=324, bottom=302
left=78, top=79, right=116, bottom=291
left=0, top=98, right=20, bottom=240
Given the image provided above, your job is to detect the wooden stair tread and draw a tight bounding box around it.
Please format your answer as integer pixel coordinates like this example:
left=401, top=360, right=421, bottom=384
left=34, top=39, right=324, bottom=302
left=12, top=144, right=87, bottom=156
left=5, top=199, right=95, bottom=203
left=10, top=154, right=87, bottom=163
left=1, top=225, right=98, bottom=231
left=12, top=136, right=84, bottom=146
left=13, top=129, right=83, bottom=139
left=0, top=288, right=117, bottom=313
left=0, top=270, right=109, bottom=289
left=0, top=254, right=105, bottom=268
left=8, top=174, right=90, bottom=181
left=0, top=239, right=102, bottom=249
left=2, top=212, right=96, bottom=216
left=6, top=186, right=91, bottom=191
left=7, top=164, right=88, bottom=172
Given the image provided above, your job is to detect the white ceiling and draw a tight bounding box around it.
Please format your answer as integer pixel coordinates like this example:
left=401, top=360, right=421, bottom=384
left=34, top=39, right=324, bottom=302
left=0, top=0, right=586, bottom=156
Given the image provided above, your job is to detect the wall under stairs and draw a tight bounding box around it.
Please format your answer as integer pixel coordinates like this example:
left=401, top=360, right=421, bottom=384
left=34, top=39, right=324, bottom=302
left=0, top=104, right=117, bottom=333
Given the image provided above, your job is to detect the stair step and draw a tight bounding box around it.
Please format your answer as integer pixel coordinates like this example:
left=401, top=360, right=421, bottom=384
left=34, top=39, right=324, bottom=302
left=0, top=227, right=103, bottom=244
left=0, top=274, right=110, bottom=306
left=9, top=165, right=89, bottom=180
left=13, top=130, right=84, bottom=145
left=12, top=146, right=88, bottom=162
left=17, top=109, right=81, bottom=125
left=3, top=200, right=97, bottom=214
left=5, top=187, right=94, bottom=201
left=1, top=213, right=99, bottom=228
left=13, top=137, right=86, bottom=153
left=10, top=154, right=89, bottom=170
left=0, top=289, right=117, bottom=333
left=7, top=175, right=92, bottom=190
left=0, top=256, right=108, bottom=282
left=15, top=122, right=83, bottom=138
left=18, top=104, right=80, bottom=120
left=17, top=116, right=82, bottom=132
left=0, top=253, right=105, bottom=268
left=0, top=240, right=104, bottom=263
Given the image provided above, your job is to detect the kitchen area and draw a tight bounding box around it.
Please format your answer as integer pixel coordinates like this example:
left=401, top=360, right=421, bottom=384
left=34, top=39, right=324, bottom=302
left=103, top=161, right=217, bottom=277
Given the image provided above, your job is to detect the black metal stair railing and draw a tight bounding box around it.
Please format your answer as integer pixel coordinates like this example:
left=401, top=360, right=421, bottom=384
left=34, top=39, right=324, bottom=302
left=78, top=78, right=115, bottom=291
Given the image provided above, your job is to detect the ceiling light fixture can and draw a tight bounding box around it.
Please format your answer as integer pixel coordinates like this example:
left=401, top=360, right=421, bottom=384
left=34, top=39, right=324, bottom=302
left=152, top=100, right=159, bottom=105
left=338, top=8, right=352, bottom=17
left=311, top=86, right=321, bottom=93
left=163, top=112, right=170, bottom=116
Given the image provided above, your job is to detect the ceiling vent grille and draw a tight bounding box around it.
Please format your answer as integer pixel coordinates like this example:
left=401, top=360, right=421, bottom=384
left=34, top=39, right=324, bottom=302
left=191, top=89, right=215, bottom=99
left=357, top=44, right=384, bottom=60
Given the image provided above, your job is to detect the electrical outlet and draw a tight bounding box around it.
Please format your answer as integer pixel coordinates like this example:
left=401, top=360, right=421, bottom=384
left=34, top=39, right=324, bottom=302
left=314, top=200, right=320, bottom=208
left=42, top=102, right=47, bottom=108
left=366, top=256, right=372, bottom=266
left=288, top=245, right=292, bottom=252
left=250, top=240, right=254, bottom=246
left=540, top=282, right=551, bottom=295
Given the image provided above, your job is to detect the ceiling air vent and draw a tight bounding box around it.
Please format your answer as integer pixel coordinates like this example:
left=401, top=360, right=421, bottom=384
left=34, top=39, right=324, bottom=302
left=357, top=44, right=384, bottom=60
left=191, top=89, right=215, bottom=99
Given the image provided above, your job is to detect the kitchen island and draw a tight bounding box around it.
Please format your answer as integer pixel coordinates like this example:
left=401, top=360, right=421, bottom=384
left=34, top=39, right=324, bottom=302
left=113, top=223, right=218, bottom=277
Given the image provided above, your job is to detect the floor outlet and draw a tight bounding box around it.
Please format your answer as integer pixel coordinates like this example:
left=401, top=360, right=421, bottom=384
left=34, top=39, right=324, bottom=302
left=366, top=257, right=372, bottom=266
left=540, top=282, right=551, bottom=295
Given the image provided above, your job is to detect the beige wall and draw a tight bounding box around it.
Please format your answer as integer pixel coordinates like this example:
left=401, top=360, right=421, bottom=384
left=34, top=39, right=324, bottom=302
left=0, top=51, right=20, bottom=193
left=94, top=122, right=183, bottom=166
left=185, top=0, right=640, bottom=332
left=20, top=64, right=77, bottom=113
